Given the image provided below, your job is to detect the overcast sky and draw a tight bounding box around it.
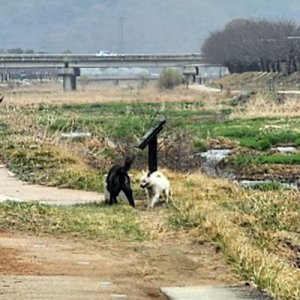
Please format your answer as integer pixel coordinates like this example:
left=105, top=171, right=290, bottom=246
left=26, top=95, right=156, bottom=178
left=0, top=0, right=300, bottom=53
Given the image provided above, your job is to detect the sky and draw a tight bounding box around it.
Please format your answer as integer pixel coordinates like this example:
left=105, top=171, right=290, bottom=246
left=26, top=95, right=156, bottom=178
left=1, top=0, right=300, bottom=53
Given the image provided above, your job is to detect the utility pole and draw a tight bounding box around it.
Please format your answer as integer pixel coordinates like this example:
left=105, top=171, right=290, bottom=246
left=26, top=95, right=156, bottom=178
left=114, top=15, right=127, bottom=53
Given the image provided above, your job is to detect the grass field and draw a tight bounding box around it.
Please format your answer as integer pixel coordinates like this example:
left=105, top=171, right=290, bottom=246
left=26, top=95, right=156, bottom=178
left=0, top=81, right=299, bottom=299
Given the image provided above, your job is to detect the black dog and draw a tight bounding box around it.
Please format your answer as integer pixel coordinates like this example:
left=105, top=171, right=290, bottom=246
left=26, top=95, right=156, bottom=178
left=105, top=156, right=135, bottom=207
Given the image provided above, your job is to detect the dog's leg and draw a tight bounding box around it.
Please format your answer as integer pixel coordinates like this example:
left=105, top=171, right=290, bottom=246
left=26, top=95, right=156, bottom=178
left=109, top=192, right=118, bottom=205
left=122, top=185, right=135, bottom=208
left=165, top=185, right=173, bottom=203
left=104, top=188, right=110, bottom=203
left=164, top=188, right=169, bottom=204
left=103, top=175, right=109, bottom=203
left=149, top=192, right=160, bottom=208
left=145, top=189, right=150, bottom=201
left=109, top=193, right=114, bottom=205
left=169, top=188, right=173, bottom=203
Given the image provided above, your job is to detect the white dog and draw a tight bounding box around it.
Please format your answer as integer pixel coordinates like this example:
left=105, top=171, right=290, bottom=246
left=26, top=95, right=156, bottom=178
left=139, top=171, right=172, bottom=208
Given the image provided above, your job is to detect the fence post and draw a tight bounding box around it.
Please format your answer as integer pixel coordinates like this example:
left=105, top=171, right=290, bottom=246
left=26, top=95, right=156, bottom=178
left=135, top=117, right=166, bottom=173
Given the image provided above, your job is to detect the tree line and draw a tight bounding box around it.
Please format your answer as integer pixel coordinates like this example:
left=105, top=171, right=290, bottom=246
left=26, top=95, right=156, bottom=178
left=201, top=19, right=300, bottom=74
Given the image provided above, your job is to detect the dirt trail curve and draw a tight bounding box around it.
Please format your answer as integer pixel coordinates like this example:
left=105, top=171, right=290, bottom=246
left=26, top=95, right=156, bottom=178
left=0, top=164, right=241, bottom=299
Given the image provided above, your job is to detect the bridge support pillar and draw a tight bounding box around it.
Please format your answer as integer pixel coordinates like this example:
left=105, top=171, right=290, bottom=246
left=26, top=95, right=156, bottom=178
left=183, top=66, right=198, bottom=87
left=58, top=67, right=80, bottom=91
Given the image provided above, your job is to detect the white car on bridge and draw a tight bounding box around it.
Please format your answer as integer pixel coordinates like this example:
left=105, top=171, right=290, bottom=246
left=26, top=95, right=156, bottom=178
left=95, top=50, right=117, bottom=56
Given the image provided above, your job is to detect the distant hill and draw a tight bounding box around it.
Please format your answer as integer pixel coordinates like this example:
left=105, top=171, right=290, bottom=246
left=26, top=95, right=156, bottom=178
left=1, top=0, right=300, bottom=54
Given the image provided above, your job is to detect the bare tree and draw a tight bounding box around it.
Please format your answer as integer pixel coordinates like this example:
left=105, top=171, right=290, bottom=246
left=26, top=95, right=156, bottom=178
left=201, top=19, right=299, bottom=74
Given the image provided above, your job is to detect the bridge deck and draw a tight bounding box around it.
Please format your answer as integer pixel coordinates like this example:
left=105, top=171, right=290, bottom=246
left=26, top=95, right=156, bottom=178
left=0, top=53, right=214, bottom=69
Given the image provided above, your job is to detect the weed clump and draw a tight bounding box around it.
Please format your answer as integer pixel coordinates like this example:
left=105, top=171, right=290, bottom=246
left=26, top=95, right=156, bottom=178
left=158, top=68, right=183, bottom=90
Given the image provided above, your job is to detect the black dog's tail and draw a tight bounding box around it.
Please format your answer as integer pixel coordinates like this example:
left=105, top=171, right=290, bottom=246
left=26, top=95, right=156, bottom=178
left=123, top=155, right=135, bottom=172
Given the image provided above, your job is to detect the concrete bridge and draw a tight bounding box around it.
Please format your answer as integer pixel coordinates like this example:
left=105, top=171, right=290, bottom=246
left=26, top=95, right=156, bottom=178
left=0, top=53, right=212, bottom=90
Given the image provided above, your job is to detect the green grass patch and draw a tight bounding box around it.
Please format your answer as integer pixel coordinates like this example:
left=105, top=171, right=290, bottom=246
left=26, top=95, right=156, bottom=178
left=239, top=130, right=300, bottom=150
left=0, top=201, right=146, bottom=241
left=20, top=103, right=300, bottom=150
left=233, top=153, right=300, bottom=167
left=240, top=138, right=272, bottom=150
left=243, top=181, right=283, bottom=191
left=3, top=102, right=300, bottom=190
left=0, top=139, right=102, bottom=191
left=193, top=139, right=208, bottom=152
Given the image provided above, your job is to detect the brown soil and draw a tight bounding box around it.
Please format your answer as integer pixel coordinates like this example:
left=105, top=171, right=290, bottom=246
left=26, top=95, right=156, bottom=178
left=0, top=229, right=241, bottom=300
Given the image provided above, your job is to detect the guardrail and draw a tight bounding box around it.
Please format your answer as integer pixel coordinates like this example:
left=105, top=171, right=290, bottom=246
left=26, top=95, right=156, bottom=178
left=0, top=53, right=204, bottom=69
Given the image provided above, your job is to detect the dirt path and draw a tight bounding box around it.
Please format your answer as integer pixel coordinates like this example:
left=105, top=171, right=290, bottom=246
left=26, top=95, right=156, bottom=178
left=0, top=229, right=240, bottom=300
left=188, top=83, right=242, bottom=94
left=0, top=165, right=103, bottom=205
left=0, top=165, right=241, bottom=299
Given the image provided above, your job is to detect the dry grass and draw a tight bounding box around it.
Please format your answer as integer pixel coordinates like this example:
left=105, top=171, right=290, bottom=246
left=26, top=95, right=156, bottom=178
left=2, top=81, right=210, bottom=108
left=170, top=172, right=300, bottom=300
left=234, top=92, right=300, bottom=119
left=210, top=71, right=300, bottom=119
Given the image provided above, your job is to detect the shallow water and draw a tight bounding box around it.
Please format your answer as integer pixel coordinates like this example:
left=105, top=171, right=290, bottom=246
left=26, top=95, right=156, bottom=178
left=199, top=148, right=300, bottom=190
left=238, top=179, right=298, bottom=190
left=199, top=149, right=233, bottom=177
left=272, top=146, right=297, bottom=153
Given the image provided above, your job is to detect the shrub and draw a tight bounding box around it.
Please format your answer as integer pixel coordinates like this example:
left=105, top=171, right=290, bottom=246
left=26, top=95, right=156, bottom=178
left=157, top=68, right=183, bottom=90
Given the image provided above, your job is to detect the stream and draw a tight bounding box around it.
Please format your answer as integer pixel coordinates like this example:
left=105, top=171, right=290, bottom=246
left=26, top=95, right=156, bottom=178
left=199, top=147, right=300, bottom=190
